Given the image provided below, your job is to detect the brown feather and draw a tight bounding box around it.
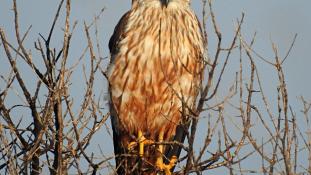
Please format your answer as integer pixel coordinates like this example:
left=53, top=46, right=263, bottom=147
left=108, top=1, right=205, bottom=174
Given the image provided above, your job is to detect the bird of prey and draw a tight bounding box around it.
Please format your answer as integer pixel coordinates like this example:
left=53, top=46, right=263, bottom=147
left=108, top=0, right=205, bottom=174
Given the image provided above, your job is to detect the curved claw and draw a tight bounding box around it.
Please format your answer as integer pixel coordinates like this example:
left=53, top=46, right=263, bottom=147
left=127, top=141, right=138, bottom=151
left=156, top=155, right=177, bottom=175
left=156, top=129, right=177, bottom=175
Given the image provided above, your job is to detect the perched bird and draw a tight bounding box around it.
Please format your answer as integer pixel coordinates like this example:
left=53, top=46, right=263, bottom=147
left=108, top=0, right=205, bottom=174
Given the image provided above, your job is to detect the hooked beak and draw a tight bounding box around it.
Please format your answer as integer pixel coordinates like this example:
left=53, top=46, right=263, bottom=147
left=161, top=0, right=169, bottom=7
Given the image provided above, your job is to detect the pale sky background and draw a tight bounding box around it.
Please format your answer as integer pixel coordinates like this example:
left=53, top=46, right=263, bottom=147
left=1, top=0, right=311, bottom=174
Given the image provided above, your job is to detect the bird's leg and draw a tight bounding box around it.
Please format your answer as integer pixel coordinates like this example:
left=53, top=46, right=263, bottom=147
left=138, top=130, right=144, bottom=157
left=156, top=130, right=177, bottom=175
left=128, top=130, right=154, bottom=157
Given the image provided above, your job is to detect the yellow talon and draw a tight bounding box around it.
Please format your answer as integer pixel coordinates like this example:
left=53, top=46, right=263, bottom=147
left=156, top=156, right=177, bottom=175
left=128, top=130, right=177, bottom=174
left=127, top=141, right=137, bottom=151
left=138, top=131, right=144, bottom=156
left=128, top=130, right=154, bottom=157
left=156, top=130, right=177, bottom=175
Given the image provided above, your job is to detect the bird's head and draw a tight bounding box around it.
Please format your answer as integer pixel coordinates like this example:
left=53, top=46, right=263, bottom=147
left=132, top=0, right=190, bottom=8
left=160, top=0, right=169, bottom=7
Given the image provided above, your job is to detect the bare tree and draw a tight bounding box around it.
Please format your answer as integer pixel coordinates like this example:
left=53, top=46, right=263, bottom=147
left=0, top=0, right=310, bottom=174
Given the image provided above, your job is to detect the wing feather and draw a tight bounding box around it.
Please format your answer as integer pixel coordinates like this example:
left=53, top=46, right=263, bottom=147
left=108, top=11, right=131, bottom=174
